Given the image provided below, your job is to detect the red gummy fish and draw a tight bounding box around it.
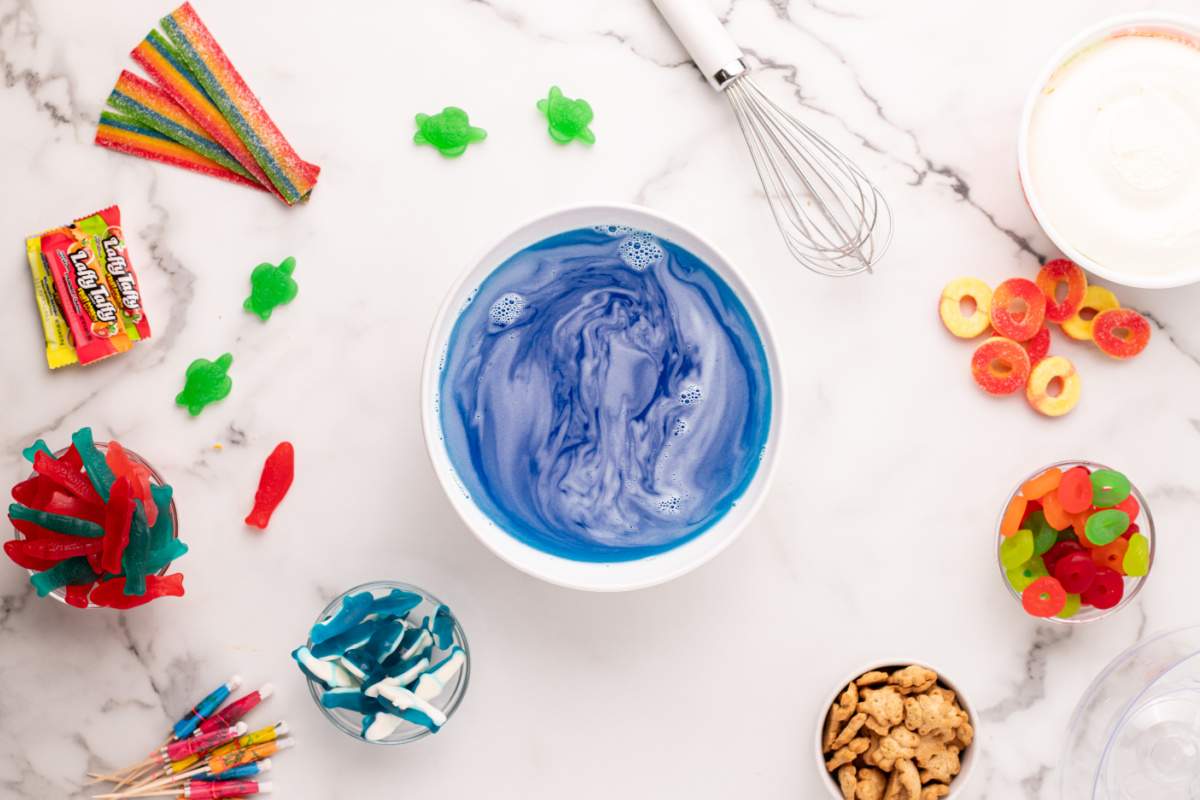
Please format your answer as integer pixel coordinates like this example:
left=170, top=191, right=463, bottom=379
left=245, top=442, right=293, bottom=529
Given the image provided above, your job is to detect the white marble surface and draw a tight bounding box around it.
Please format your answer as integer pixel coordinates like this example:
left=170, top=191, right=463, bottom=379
left=2, top=0, right=1200, bottom=797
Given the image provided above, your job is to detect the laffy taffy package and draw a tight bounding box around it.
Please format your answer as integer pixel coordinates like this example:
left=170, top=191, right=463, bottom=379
left=24, top=205, right=151, bottom=368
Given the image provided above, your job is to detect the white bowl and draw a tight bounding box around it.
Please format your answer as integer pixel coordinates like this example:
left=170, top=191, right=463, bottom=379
left=1017, top=12, right=1200, bottom=289
left=420, top=203, right=783, bottom=592
left=814, top=659, right=979, bottom=800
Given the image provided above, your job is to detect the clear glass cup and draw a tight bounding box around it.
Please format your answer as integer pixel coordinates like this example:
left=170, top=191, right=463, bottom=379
left=997, top=459, right=1153, bottom=624
left=11, top=443, right=179, bottom=608
left=305, top=580, right=471, bottom=745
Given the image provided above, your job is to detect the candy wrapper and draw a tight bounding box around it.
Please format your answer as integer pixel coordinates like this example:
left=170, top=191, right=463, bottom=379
left=24, top=206, right=152, bottom=368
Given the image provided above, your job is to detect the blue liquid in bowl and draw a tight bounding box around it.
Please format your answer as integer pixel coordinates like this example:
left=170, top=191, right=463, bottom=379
left=437, top=226, right=772, bottom=562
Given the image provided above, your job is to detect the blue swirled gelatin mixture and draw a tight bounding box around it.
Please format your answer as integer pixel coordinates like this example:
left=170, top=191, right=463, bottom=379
left=438, top=226, right=771, bottom=562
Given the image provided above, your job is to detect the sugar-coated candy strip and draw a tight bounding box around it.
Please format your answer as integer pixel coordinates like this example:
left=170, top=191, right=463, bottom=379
left=131, top=30, right=282, bottom=199
left=91, top=573, right=187, bottom=609
left=32, top=450, right=102, bottom=507
left=9, top=504, right=104, bottom=538
left=25, top=238, right=78, bottom=369
left=171, top=676, right=242, bottom=740
left=72, top=427, right=116, bottom=502
left=310, top=591, right=373, bottom=644
left=30, top=557, right=100, bottom=597
left=96, top=111, right=266, bottom=191
left=107, top=70, right=256, bottom=182
left=161, top=3, right=320, bottom=204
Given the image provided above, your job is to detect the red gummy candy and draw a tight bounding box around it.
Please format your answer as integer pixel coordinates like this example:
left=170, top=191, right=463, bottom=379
left=9, top=538, right=102, bottom=562
left=245, top=442, right=294, bottom=530
left=1021, top=325, right=1051, bottom=366
left=1052, top=551, right=1097, bottom=594
left=101, top=477, right=135, bottom=575
left=65, top=583, right=94, bottom=608
left=1023, top=576, right=1067, bottom=617
left=3, top=539, right=58, bottom=571
left=1115, top=494, right=1140, bottom=521
left=33, top=450, right=102, bottom=507
left=1057, top=467, right=1093, bottom=514
left=990, top=278, right=1047, bottom=342
left=1036, top=259, right=1087, bottom=323
left=90, top=573, right=185, bottom=609
left=1043, top=540, right=1084, bottom=575
left=1080, top=566, right=1125, bottom=610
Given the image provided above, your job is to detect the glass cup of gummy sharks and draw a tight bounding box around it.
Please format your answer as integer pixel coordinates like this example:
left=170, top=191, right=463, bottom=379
left=297, top=581, right=470, bottom=745
left=421, top=205, right=784, bottom=591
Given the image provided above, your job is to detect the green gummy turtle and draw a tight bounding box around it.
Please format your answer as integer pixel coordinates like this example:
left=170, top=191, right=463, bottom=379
left=413, top=107, right=487, bottom=158
left=244, top=256, right=298, bottom=321
left=537, top=86, right=594, bottom=145
left=175, top=353, right=233, bottom=416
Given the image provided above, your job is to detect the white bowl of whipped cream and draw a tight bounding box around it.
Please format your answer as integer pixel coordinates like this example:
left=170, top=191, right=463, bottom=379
left=1018, top=14, right=1200, bottom=288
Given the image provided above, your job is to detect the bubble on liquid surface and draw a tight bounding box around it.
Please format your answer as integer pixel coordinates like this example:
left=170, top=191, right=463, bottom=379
left=618, top=233, right=664, bottom=271
left=657, top=496, right=681, bottom=514
left=489, top=293, right=526, bottom=327
left=672, top=418, right=688, bottom=437
left=680, top=385, right=702, bottom=406
left=593, top=224, right=635, bottom=237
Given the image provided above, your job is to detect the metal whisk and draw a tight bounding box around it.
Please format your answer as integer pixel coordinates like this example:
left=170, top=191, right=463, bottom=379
left=651, top=0, right=892, bottom=276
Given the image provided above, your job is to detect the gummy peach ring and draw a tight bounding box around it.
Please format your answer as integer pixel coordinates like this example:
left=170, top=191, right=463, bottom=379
left=971, top=337, right=1030, bottom=396
left=1026, top=355, right=1080, bottom=417
left=1092, top=308, right=1151, bottom=359
left=1061, top=285, right=1118, bottom=341
left=938, top=277, right=992, bottom=338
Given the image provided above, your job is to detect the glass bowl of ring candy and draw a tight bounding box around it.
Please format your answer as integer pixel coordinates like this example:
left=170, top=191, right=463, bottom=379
left=998, top=461, right=1152, bottom=622
left=292, top=581, right=470, bottom=744
left=5, top=428, right=185, bottom=609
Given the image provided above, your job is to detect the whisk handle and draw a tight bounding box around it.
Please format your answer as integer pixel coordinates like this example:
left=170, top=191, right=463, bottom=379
left=650, top=0, right=747, bottom=90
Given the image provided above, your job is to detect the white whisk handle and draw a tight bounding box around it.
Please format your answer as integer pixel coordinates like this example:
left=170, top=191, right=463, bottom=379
left=650, top=0, right=747, bottom=90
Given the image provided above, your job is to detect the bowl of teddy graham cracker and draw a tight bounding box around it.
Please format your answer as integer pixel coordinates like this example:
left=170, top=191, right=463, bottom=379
left=815, top=661, right=977, bottom=799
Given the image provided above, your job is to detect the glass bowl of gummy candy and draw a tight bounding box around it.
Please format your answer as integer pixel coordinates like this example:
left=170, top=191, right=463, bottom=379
left=997, top=460, right=1153, bottom=623
left=294, top=581, right=470, bottom=745
left=6, top=429, right=185, bottom=609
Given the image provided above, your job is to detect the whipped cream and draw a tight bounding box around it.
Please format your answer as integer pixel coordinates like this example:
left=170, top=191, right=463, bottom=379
left=1027, top=30, right=1200, bottom=278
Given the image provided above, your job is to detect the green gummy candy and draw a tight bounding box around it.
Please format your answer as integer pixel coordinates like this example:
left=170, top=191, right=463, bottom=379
left=1000, top=529, right=1035, bottom=569
left=1007, top=555, right=1048, bottom=592
left=1057, top=593, right=1082, bottom=619
left=72, top=426, right=115, bottom=502
left=1124, top=533, right=1151, bottom=577
left=1057, top=528, right=1079, bottom=544
left=537, top=86, right=595, bottom=145
left=147, top=484, right=175, bottom=551
left=1085, top=509, right=1130, bottom=546
left=121, top=504, right=153, bottom=596
left=31, top=557, right=99, bottom=598
left=1026, top=510, right=1057, bottom=556
left=175, top=353, right=233, bottom=416
left=413, top=107, right=487, bottom=158
left=244, top=257, right=298, bottom=321
left=21, top=439, right=51, bottom=464
left=1091, top=469, right=1131, bottom=508
left=8, top=504, right=104, bottom=538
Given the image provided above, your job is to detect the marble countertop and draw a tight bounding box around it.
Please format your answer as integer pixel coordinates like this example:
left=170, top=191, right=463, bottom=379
left=3, top=0, right=1200, bottom=797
